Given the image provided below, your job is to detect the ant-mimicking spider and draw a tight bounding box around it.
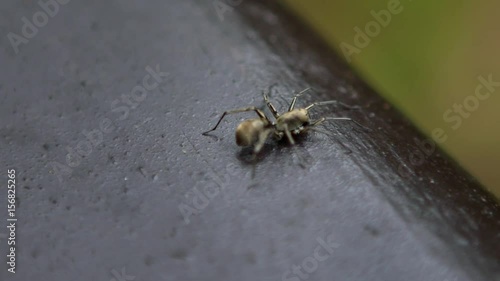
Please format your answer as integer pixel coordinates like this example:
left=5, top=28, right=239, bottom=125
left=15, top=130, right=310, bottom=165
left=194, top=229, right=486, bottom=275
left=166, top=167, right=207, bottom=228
left=202, top=87, right=369, bottom=158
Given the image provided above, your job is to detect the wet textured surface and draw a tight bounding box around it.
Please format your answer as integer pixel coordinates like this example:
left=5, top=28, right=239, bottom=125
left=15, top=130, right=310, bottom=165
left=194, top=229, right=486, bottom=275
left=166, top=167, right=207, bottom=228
left=1, top=1, right=500, bottom=281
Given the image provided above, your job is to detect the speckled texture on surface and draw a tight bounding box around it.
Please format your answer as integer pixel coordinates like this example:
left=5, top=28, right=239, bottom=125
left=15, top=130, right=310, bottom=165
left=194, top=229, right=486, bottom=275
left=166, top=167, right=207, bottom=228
left=0, top=1, right=499, bottom=281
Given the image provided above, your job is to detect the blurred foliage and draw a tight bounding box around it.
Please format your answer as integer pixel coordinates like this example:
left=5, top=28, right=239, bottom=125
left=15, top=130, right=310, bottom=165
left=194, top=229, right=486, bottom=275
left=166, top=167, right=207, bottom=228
left=282, top=0, right=500, bottom=197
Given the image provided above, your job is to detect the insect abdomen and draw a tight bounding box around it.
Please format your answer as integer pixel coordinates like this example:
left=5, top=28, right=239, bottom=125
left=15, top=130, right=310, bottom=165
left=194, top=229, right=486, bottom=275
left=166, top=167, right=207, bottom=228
left=235, top=119, right=265, bottom=147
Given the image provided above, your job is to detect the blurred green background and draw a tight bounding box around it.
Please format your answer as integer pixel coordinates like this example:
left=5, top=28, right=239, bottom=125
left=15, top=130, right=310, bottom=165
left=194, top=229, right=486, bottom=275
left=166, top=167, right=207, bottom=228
left=282, top=0, right=500, bottom=198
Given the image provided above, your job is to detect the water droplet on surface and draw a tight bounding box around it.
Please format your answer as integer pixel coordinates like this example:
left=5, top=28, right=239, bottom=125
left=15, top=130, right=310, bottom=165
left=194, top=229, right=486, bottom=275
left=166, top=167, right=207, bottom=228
left=138, top=167, right=147, bottom=177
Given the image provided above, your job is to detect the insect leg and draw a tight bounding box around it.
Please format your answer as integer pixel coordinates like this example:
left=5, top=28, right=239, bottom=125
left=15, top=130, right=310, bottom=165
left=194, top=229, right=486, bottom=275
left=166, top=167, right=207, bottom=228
left=248, top=128, right=272, bottom=182
left=253, top=127, right=273, bottom=155
left=310, top=117, right=371, bottom=132
left=288, top=87, right=312, bottom=111
left=202, top=107, right=268, bottom=135
left=262, top=91, right=280, bottom=118
left=282, top=123, right=296, bottom=145
left=305, top=100, right=360, bottom=111
left=306, top=126, right=353, bottom=154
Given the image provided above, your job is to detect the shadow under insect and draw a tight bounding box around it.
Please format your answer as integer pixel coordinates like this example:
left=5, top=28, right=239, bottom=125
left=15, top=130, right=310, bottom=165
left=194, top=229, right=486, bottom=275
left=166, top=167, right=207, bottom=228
left=235, top=131, right=311, bottom=164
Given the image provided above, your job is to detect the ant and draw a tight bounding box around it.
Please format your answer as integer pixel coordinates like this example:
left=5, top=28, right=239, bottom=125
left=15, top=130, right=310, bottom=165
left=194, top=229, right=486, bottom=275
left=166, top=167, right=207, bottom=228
left=202, top=88, right=369, bottom=158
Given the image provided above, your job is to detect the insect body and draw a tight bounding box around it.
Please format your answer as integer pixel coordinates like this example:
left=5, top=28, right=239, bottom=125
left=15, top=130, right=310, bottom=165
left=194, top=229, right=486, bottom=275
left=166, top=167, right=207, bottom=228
left=202, top=88, right=368, bottom=156
left=235, top=119, right=269, bottom=146
left=275, top=108, right=309, bottom=136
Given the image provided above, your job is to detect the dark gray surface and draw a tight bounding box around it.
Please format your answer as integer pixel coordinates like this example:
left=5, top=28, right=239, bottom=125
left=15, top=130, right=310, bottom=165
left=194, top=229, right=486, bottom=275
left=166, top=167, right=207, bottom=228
left=1, top=0, right=500, bottom=281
